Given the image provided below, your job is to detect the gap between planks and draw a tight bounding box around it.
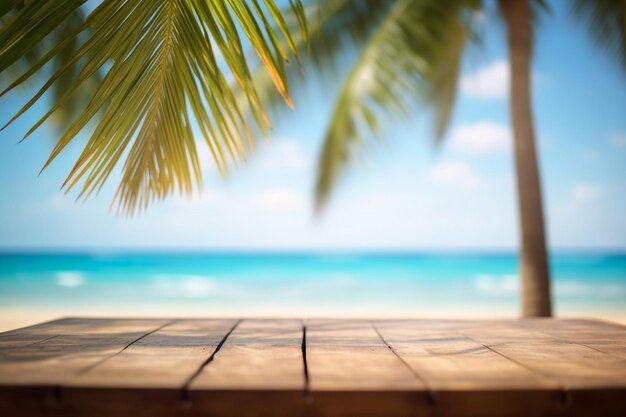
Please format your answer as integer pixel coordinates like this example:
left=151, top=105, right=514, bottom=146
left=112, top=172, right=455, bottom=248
left=58, top=319, right=177, bottom=400
left=455, top=329, right=573, bottom=406
left=302, top=319, right=310, bottom=392
left=180, top=319, right=242, bottom=400
left=77, top=319, right=178, bottom=376
left=371, top=321, right=435, bottom=405
left=180, top=318, right=310, bottom=400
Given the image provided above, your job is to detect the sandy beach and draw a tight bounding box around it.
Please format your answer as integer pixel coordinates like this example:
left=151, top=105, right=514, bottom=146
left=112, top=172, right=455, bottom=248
left=2, top=306, right=625, bottom=333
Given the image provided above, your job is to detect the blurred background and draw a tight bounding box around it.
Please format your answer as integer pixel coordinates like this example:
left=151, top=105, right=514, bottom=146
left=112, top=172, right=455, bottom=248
left=0, top=1, right=625, bottom=331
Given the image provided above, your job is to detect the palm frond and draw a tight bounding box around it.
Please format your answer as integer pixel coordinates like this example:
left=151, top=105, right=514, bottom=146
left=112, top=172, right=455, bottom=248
left=1, top=4, right=102, bottom=127
left=1, top=2, right=102, bottom=115
left=572, top=0, right=626, bottom=72
left=427, top=14, right=471, bottom=143
left=315, top=0, right=479, bottom=210
left=48, top=8, right=102, bottom=128
left=0, top=0, right=305, bottom=215
left=247, top=0, right=392, bottom=115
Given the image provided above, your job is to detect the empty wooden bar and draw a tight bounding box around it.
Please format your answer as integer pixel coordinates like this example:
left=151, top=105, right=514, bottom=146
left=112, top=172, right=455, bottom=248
left=0, top=318, right=625, bottom=417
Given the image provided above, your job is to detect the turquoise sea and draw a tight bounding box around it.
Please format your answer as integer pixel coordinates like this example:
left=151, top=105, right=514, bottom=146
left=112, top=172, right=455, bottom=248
left=1, top=252, right=625, bottom=329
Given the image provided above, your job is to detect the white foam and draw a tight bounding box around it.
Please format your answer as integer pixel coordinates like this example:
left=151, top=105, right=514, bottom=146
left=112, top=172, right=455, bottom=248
left=55, top=271, right=85, bottom=288
left=151, top=275, right=236, bottom=297
left=473, top=274, right=518, bottom=296
left=555, top=281, right=626, bottom=297
left=473, top=274, right=626, bottom=298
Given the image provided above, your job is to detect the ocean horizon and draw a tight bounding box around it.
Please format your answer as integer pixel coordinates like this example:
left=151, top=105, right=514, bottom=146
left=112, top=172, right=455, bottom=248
left=1, top=251, right=625, bottom=331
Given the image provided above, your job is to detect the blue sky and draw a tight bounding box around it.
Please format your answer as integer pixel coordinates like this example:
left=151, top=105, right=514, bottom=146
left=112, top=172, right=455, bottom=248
left=0, top=2, right=625, bottom=251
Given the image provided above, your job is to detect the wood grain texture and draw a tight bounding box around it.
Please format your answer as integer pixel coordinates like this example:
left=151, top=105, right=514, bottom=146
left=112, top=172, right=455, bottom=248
left=461, top=319, right=626, bottom=417
left=190, top=319, right=304, bottom=390
left=0, top=318, right=171, bottom=417
left=374, top=319, right=554, bottom=390
left=305, top=319, right=429, bottom=417
left=374, top=320, right=563, bottom=417
left=188, top=319, right=306, bottom=417
left=0, top=318, right=110, bottom=351
left=462, top=319, right=626, bottom=388
left=306, top=319, right=423, bottom=391
left=0, top=317, right=625, bottom=417
left=0, top=318, right=170, bottom=385
left=71, top=319, right=237, bottom=388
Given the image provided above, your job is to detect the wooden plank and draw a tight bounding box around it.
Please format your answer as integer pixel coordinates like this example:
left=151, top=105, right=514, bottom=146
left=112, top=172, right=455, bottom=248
left=516, top=319, right=626, bottom=360
left=0, top=318, right=171, bottom=417
left=375, top=320, right=558, bottom=389
left=463, top=319, right=626, bottom=417
left=0, top=318, right=170, bottom=385
left=463, top=320, right=626, bottom=388
left=307, top=319, right=423, bottom=390
left=0, top=318, right=111, bottom=351
left=189, top=319, right=305, bottom=417
left=374, top=320, right=563, bottom=417
left=190, top=319, right=304, bottom=390
left=305, top=319, right=428, bottom=417
left=69, top=319, right=237, bottom=388
left=46, top=319, right=238, bottom=417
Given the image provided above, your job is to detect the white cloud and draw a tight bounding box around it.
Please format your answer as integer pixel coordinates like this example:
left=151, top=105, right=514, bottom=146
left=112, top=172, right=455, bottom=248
left=460, top=60, right=509, bottom=99
left=47, top=195, right=78, bottom=213
left=450, top=121, right=511, bottom=155
left=55, top=271, right=85, bottom=288
left=427, top=161, right=481, bottom=190
left=248, top=188, right=307, bottom=212
left=611, top=132, right=626, bottom=148
left=255, top=139, right=310, bottom=172
left=181, top=190, right=224, bottom=208
left=571, top=183, right=600, bottom=202
left=194, top=139, right=310, bottom=175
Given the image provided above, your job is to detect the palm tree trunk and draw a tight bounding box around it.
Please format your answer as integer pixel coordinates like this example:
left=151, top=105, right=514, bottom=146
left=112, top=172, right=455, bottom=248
left=500, top=0, right=552, bottom=317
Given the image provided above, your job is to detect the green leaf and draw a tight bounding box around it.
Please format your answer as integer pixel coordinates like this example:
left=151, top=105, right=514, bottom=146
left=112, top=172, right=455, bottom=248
left=314, top=0, right=479, bottom=210
left=244, top=0, right=392, bottom=117
left=572, top=0, right=626, bottom=72
left=0, top=0, right=306, bottom=215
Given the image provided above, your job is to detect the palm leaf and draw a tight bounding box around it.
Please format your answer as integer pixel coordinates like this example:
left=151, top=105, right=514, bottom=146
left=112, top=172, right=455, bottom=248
left=315, top=0, right=479, bottom=209
left=246, top=0, right=391, bottom=116
left=572, top=0, right=626, bottom=71
left=48, top=8, right=102, bottom=128
left=0, top=0, right=305, bottom=215
left=1, top=4, right=103, bottom=127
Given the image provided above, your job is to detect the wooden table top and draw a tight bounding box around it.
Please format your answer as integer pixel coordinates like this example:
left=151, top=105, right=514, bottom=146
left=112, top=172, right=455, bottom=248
left=0, top=318, right=625, bottom=417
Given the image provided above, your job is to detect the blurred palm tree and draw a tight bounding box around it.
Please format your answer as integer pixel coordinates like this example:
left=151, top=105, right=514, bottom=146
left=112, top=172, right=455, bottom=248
left=0, top=0, right=306, bottom=214
left=252, top=0, right=626, bottom=317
